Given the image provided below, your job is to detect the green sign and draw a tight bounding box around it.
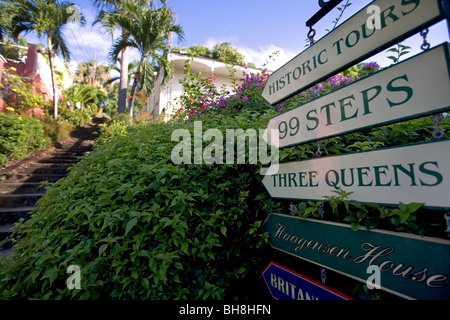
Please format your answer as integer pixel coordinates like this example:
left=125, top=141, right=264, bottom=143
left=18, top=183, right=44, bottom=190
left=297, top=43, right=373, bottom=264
left=265, top=43, right=450, bottom=148
left=262, top=140, right=450, bottom=210
left=261, top=0, right=445, bottom=105
left=264, top=213, right=450, bottom=300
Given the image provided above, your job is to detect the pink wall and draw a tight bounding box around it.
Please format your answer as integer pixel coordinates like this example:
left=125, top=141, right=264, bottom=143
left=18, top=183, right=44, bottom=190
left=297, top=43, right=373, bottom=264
left=2, top=44, right=50, bottom=116
left=0, top=56, right=5, bottom=112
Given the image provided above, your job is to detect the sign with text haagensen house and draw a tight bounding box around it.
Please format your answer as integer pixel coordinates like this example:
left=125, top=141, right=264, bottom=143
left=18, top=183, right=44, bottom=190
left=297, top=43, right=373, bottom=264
left=264, top=213, right=450, bottom=300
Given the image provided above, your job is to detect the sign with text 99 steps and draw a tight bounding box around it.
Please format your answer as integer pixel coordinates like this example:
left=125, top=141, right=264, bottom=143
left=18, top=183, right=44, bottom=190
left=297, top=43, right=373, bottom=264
left=261, top=0, right=445, bottom=105
left=265, top=44, right=450, bottom=148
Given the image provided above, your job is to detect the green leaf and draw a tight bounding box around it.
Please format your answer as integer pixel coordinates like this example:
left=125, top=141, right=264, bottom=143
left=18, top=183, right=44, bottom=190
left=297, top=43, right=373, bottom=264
left=142, top=278, right=150, bottom=290
left=407, top=202, right=424, bottom=213
left=220, top=225, right=227, bottom=236
left=181, top=242, right=189, bottom=254
left=236, top=267, right=246, bottom=274
left=99, top=244, right=108, bottom=256
left=351, top=222, right=360, bottom=231
left=125, top=218, right=138, bottom=235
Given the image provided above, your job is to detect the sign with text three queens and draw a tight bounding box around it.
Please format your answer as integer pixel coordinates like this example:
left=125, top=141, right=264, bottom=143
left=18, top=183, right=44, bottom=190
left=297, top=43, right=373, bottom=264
left=262, top=139, right=450, bottom=210
left=261, top=0, right=446, bottom=105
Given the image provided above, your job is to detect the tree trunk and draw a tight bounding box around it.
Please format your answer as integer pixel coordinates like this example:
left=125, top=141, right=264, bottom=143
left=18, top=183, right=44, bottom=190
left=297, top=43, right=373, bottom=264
left=117, top=28, right=129, bottom=114
left=47, top=37, right=58, bottom=120
left=128, top=58, right=143, bottom=120
left=128, top=77, right=137, bottom=119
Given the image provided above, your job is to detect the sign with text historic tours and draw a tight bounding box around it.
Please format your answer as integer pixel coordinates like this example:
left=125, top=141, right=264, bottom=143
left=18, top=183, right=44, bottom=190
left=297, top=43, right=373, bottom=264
left=264, top=44, right=450, bottom=148
left=262, top=261, right=353, bottom=300
left=263, top=213, right=450, bottom=300
left=261, top=0, right=445, bottom=105
left=262, top=140, right=450, bottom=210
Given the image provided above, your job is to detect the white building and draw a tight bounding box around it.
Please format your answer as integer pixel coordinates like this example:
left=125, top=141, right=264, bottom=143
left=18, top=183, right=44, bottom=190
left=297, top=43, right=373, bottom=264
left=146, top=51, right=265, bottom=120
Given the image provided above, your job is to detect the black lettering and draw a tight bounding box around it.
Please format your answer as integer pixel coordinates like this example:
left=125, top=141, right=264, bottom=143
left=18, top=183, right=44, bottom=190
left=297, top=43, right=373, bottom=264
left=325, top=170, right=340, bottom=190
left=309, top=171, right=319, bottom=187
left=345, top=30, right=360, bottom=48
left=306, top=109, right=319, bottom=131
left=386, top=75, right=413, bottom=107
left=293, top=67, right=301, bottom=80
left=340, top=168, right=355, bottom=187
left=279, top=76, right=285, bottom=90
left=357, top=167, right=373, bottom=187
left=339, top=95, right=358, bottom=122
left=288, top=172, right=298, bottom=187
left=374, top=165, right=392, bottom=186
left=380, top=5, right=400, bottom=29
left=401, top=0, right=420, bottom=15
left=361, top=21, right=376, bottom=39
left=318, top=49, right=328, bottom=64
left=333, top=38, right=344, bottom=55
left=320, top=102, right=336, bottom=126
left=393, top=163, right=417, bottom=186
left=419, top=161, right=443, bottom=187
left=360, top=85, right=382, bottom=115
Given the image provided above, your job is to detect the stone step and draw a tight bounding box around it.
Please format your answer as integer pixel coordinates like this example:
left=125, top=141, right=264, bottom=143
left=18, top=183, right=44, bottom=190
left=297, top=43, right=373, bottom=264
left=0, top=206, right=35, bottom=224
left=0, top=193, right=45, bottom=207
left=0, top=247, right=14, bottom=258
left=55, top=146, right=93, bottom=151
left=36, top=157, right=81, bottom=164
left=0, top=182, right=44, bottom=194
left=17, top=167, right=68, bottom=175
left=2, top=173, right=66, bottom=183
left=0, top=223, right=15, bottom=247
left=26, top=162, right=74, bottom=168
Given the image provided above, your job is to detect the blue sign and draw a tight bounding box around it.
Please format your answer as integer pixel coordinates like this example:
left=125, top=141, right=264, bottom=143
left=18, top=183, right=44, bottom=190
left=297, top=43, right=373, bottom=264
left=262, top=262, right=352, bottom=300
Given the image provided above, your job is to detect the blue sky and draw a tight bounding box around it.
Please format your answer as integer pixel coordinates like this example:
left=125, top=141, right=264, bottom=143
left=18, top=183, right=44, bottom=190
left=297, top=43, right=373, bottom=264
left=22, top=0, right=450, bottom=72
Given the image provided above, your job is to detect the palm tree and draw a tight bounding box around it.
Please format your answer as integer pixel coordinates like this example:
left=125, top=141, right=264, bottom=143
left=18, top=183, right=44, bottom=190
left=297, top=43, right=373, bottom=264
left=10, top=0, right=85, bottom=120
left=104, top=2, right=183, bottom=117
left=64, top=83, right=107, bottom=114
left=94, top=0, right=170, bottom=115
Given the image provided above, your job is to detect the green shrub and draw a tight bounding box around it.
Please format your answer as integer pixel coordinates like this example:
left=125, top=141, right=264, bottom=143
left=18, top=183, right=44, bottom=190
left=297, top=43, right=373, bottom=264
left=40, top=117, right=73, bottom=146
left=58, top=107, right=92, bottom=128
left=0, top=113, right=50, bottom=165
left=95, top=115, right=131, bottom=146
left=0, top=111, right=278, bottom=299
left=0, top=61, right=448, bottom=300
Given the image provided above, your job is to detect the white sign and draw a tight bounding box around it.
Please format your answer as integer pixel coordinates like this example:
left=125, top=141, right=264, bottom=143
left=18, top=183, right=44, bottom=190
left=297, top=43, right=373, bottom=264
left=265, top=44, right=450, bottom=148
left=262, top=140, right=450, bottom=209
left=261, top=0, right=444, bottom=105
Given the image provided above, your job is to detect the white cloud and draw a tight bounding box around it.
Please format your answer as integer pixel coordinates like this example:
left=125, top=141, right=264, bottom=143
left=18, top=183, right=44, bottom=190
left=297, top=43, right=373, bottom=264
left=202, top=37, right=298, bottom=71
left=236, top=44, right=298, bottom=71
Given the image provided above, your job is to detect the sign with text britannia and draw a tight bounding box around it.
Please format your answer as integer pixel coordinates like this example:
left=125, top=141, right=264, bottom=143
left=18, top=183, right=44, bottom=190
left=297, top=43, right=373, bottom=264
left=264, top=213, right=450, bottom=300
left=262, top=261, right=352, bottom=300
left=261, top=0, right=445, bottom=105
left=262, top=140, right=450, bottom=209
left=265, top=44, right=450, bottom=148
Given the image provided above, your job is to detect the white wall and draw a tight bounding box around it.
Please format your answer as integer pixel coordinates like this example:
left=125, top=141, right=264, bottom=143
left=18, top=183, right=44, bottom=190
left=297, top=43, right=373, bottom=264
left=146, top=52, right=264, bottom=121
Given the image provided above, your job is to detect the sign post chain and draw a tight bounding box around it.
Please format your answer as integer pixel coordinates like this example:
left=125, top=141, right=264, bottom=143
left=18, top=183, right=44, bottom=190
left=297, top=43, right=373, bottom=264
left=431, top=114, right=445, bottom=140
left=420, top=28, right=431, bottom=51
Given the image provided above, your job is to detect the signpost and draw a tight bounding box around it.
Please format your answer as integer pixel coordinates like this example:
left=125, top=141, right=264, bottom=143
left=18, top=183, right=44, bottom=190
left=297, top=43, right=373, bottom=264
left=264, top=44, right=450, bottom=148
left=259, top=0, right=450, bottom=300
left=263, top=213, right=450, bottom=300
left=261, top=0, right=445, bottom=105
left=262, top=140, right=450, bottom=210
left=262, top=261, right=352, bottom=300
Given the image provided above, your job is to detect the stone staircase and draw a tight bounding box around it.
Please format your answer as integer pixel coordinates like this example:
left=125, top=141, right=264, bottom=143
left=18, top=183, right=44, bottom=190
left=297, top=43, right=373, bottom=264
left=0, top=118, right=104, bottom=257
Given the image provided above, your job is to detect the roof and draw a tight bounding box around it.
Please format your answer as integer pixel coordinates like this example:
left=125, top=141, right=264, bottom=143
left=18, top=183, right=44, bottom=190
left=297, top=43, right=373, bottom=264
left=168, top=51, right=268, bottom=78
